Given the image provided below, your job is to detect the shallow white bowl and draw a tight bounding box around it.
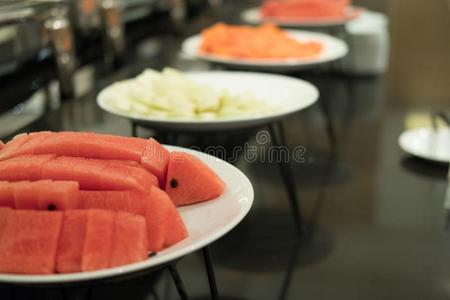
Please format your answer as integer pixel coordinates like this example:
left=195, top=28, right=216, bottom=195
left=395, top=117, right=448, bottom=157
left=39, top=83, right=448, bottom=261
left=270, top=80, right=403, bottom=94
left=181, top=30, right=348, bottom=72
left=399, top=127, right=450, bottom=163
left=98, top=71, right=319, bottom=131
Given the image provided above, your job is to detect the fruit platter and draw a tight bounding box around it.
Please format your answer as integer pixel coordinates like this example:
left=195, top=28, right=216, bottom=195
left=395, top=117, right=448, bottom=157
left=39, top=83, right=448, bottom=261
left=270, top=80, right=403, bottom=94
left=241, top=0, right=363, bottom=27
left=0, top=132, right=253, bottom=284
left=182, top=23, right=348, bottom=71
left=97, top=69, right=319, bottom=130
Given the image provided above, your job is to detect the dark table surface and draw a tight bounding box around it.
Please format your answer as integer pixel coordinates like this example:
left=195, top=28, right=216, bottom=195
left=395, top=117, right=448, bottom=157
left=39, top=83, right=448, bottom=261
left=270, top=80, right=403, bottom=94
left=1, top=1, right=450, bottom=300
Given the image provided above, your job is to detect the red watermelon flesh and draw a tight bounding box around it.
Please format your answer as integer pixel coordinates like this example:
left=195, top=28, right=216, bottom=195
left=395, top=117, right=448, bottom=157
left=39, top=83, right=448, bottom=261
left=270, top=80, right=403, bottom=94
left=109, top=212, right=148, bottom=268
left=0, top=154, right=55, bottom=182
left=146, top=186, right=187, bottom=251
left=12, top=180, right=79, bottom=211
left=77, top=132, right=146, bottom=161
left=103, top=160, right=158, bottom=189
left=0, top=210, right=63, bottom=274
left=0, top=134, right=30, bottom=161
left=8, top=132, right=53, bottom=158
left=78, top=191, right=147, bottom=216
left=164, top=205, right=188, bottom=248
left=32, top=132, right=81, bottom=157
left=0, top=207, right=11, bottom=239
left=0, top=141, right=4, bottom=150
left=141, top=138, right=170, bottom=188
left=56, top=210, right=88, bottom=273
left=41, top=156, right=153, bottom=192
left=0, top=132, right=167, bottom=187
left=165, top=152, right=225, bottom=206
left=0, top=181, right=14, bottom=207
left=107, top=160, right=141, bottom=168
left=145, top=187, right=171, bottom=252
left=0, top=131, right=148, bottom=162
left=81, top=210, right=115, bottom=272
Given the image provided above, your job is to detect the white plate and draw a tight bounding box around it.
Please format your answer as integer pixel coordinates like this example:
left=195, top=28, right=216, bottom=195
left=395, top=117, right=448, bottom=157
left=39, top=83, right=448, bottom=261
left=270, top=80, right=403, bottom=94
left=399, top=127, right=450, bottom=163
left=181, top=31, right=348, bottom=72
left=241, top=6, right=363, bottom=28
left=0, top=146, right=254, bottom=284
left=98, top=71, right=319, bottom=131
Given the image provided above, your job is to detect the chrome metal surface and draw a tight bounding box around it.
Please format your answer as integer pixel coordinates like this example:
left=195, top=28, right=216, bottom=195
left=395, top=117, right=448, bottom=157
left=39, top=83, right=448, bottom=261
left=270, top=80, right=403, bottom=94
left=44, top=7, right=76, bottom=97
left=100, top=0, right=125, bottom=64
left=0, top=1, right=76, bottom=96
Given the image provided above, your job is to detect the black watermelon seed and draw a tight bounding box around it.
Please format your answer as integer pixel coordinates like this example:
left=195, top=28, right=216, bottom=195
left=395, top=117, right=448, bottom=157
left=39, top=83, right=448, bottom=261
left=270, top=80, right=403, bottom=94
left=48, top=204, right=56, bottom=211
left=170, top=178, right=178, bottom=188
left=148, top=252, right=157, bottom=258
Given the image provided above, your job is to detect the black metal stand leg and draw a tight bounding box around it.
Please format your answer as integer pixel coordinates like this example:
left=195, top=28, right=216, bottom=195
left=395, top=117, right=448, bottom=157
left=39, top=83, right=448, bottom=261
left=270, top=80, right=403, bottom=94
left=202, top=246, right=219, bottom=300
left=316, top=76, right=338, bottom=148
left=269, top=123, right=304, bottom=236
left=131, top=122, right=139, bottom=138
left=278, top=238, right=301, bottom=300
left=319, top=99, right=337, bottom=148
left=150, top=287, right=160, bottom=300
left=168, top=264, right=189, bottom=300
left=341, top=76, right=357, bottom=143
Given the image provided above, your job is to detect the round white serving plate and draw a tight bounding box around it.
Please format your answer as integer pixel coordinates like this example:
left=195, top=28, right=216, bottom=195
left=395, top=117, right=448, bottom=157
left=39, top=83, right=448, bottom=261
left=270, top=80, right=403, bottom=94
left=241, top=6, right=363, bottom=28
left=399, top=127, right=450, bottom=164
left=181, top=30, right=348, bottom=72
left=98, top=71, right=319, bottom=131
left=0, top=146, right=254, bottom=284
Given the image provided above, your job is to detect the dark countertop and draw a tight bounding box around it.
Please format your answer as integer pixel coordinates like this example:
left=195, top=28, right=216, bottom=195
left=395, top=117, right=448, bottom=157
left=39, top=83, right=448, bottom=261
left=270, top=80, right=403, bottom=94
left=1, top=1, right=450, bottom=300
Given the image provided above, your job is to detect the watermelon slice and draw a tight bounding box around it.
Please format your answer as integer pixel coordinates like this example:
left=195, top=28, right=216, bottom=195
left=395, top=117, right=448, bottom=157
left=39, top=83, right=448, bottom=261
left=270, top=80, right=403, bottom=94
left=0, top=154, right=55, bottom=182
left=41, top=156, right=156, bottom=191
left=145, top=187, right=172, bottom=252
left=12, top=180, right=79, bottom=211
left=146, top=186, right=188, bottom=251
left=0, top=132, right=169, bottom=187
left=0, top=132, right=149, bottom=161
left=109, top=212, right=148, bottom=268
left=164, top=205, right=189, bottom=248
left=34, top=132, right=148, bottom=161
left=0, top=141, right=4, bottom=150
left=0, top=207, right=11, bottom=239
left=0, top=210, right=63, bottom=274
left=77, top=132, right=148, bottom=161
left=8, top=132, right=53, bottom=158
left=78, top=190, right=147, bottom=216
left=0, top=134, right=31, bottom=161
left=165, top=152, right=225, bottom=206
left=261, top=0, right=350, bottom=20
left=31, top=131, right=81, bottom=157
left=141, top=138, right=170, bottom=188
left=81, top=210, right=115, bottom=272
left=103, top=160, right=158, bottom=189
left=0, top=181, right=14, bottom=207
left=56, top=210, right=88, bottom=273
left=0, top=131, right=151, bottom=159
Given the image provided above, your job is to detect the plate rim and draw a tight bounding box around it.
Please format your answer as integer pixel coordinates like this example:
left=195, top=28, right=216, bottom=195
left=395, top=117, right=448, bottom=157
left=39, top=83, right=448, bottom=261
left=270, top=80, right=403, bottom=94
left=0, top=145, right=254, bottom=284
left=398, top=127, right=450, bottom=164
left=181, top=29, right=348, bottom=68
left=97, top=70, right=319, bottom=129
left=241, top=6, right=364, bottom=27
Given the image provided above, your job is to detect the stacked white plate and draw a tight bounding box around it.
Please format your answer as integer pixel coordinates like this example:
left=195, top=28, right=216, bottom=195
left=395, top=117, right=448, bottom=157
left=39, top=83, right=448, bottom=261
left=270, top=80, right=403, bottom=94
left=342, top=10, right=389, bottom=75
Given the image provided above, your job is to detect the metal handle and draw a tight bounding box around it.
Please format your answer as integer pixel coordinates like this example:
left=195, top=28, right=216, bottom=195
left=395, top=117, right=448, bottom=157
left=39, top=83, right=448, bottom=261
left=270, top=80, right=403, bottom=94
left=170, top=0, right=187, bottom=26
left=100, top=0, right=125, bottom=65
left=74, top=0, right=102, bottom=33
left=44, top=8, right=76, bottom=98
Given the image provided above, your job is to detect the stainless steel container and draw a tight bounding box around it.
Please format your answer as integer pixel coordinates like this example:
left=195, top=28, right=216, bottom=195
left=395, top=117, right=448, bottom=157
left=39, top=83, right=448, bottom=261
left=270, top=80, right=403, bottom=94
left=0, top=1, right=77, bottom=97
